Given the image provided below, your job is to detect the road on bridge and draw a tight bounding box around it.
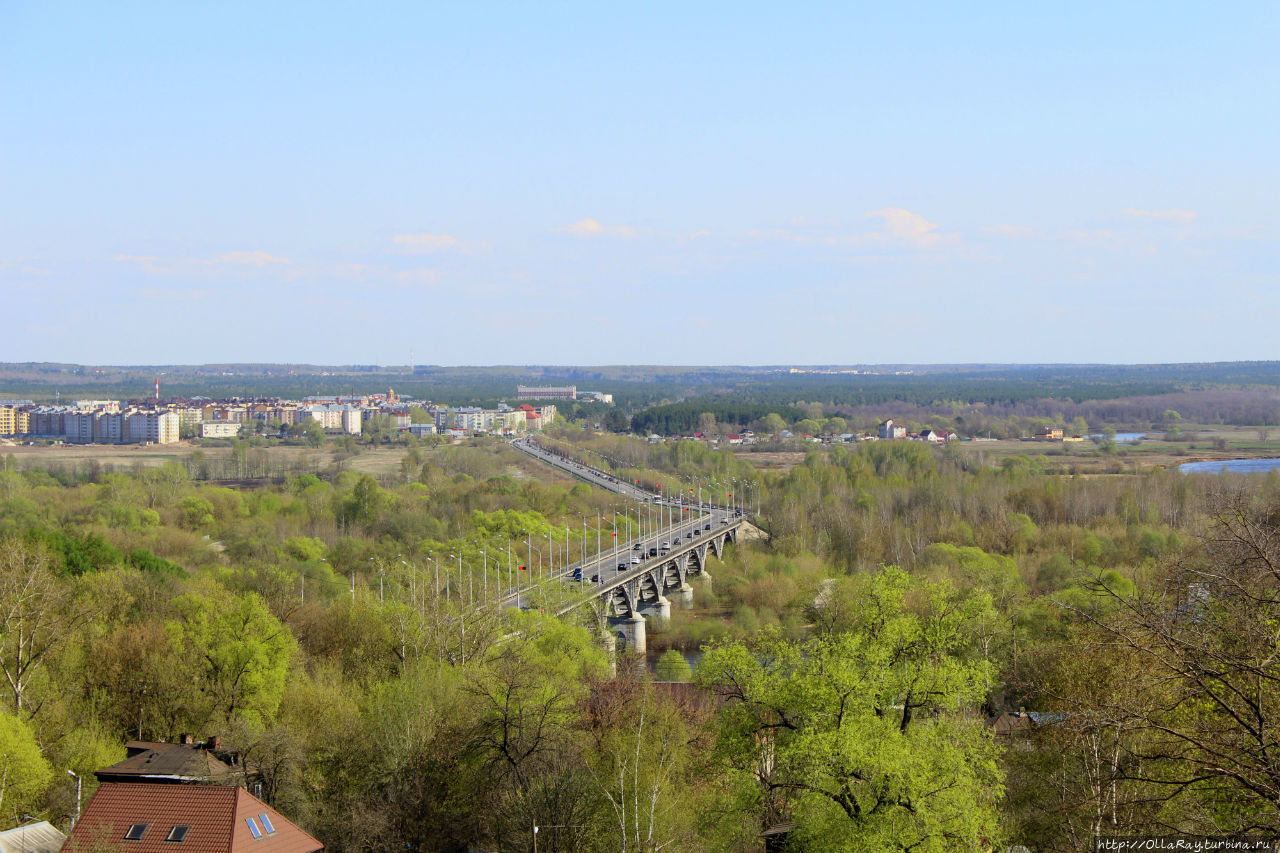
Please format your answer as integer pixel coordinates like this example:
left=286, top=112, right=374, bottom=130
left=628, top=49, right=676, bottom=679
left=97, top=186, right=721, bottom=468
left=506, top=437, right=746, bottom=611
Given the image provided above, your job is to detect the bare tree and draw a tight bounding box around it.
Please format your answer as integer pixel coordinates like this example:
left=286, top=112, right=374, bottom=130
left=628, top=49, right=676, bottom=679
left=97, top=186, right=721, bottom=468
left=1065, top=487, right=1280, bottom=833
left=0, top=538, right=95, bottom=715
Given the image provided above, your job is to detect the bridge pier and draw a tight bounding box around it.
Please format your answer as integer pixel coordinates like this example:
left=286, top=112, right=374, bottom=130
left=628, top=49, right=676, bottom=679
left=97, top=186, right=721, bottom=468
left=610, top=613, right=647, bottom=655
left=677, top=583, right=694, bottom=608
left=638, top=595, right=671, bottom=622
left=596, top=624, right=618, bottom=677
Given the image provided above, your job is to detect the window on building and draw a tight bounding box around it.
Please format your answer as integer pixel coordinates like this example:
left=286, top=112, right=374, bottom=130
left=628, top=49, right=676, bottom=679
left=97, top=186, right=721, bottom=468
left=258, top=815, right=275, bottom=835
left=124, top=825, right=149, bottom=841
left=166, top=826, right=190, bottom=843
left=246, top=818, right=262, bottom=839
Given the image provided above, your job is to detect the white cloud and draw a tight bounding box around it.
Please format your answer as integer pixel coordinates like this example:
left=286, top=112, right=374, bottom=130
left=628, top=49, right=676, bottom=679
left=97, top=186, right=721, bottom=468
left=556, top=218, right=639, bottom=238
left=392, top=233, right=461, bottom=252
left=866, top=207, right=941, bottom=247
left=112, top=249, right=291, bottom=275
left=1123, top=207, right=1198, bottom=223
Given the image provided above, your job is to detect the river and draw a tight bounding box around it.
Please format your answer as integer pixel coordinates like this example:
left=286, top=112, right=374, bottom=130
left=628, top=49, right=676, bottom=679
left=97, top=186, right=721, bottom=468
left=1179, top=458, right=1280, bottom=475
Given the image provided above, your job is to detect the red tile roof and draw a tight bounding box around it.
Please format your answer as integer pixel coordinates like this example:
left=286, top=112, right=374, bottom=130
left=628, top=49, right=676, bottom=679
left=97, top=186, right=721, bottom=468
left=62, top=784, right=321, bottom=853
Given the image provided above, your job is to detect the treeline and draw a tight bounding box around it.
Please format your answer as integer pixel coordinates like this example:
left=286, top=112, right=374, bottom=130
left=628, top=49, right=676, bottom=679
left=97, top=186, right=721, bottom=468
left=630, top=402, right=807, bottom=436
left=12, top=362, right=1280, bottom=417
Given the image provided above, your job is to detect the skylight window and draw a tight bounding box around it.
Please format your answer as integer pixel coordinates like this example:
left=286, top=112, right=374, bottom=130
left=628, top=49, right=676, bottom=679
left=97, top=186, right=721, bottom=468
left=166, top=826, right=190, bottom=843
left=125, top=824, right=149, bottom=841
left=258, top=815, right=275, bottom=835
left=246, top=818, right=262, bottom=839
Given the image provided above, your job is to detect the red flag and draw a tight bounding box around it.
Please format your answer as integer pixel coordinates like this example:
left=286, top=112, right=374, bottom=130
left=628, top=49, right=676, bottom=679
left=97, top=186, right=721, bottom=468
left=518, top=565, right=526, bottom=571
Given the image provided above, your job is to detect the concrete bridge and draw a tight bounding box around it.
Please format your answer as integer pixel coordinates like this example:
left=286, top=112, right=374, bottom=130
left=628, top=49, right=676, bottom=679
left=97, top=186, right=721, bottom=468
left=508, top=436, right=750, bottom=653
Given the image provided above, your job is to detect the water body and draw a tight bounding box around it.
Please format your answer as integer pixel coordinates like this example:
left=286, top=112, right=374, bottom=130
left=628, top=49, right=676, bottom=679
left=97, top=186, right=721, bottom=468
left=1180, top=458, right=1280, bottom=475
left=1088, top=432, right=1148, bottom=443
left=645, top=648, right=702, bottom=676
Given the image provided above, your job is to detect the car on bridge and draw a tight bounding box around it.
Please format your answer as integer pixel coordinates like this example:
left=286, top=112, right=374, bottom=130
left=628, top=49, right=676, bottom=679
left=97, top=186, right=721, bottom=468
left=617, top=563, right=628, bottom=571
left=648, top=547, right=657, bottom=557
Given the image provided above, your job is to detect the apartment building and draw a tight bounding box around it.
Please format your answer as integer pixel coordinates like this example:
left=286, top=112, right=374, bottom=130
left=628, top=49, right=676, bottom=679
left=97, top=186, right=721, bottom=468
left=297, top=404, right=362, bottom=435
left=516, top=385, right=577, bottom=400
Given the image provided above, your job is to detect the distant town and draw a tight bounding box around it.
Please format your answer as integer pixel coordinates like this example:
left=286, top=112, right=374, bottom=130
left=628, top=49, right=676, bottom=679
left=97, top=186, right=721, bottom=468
left=0, top=384, right=615, bottom=445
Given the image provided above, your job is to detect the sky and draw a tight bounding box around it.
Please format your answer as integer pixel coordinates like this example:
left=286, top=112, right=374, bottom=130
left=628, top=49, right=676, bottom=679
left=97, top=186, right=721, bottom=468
left=2, top=2, right=1277, bottom=366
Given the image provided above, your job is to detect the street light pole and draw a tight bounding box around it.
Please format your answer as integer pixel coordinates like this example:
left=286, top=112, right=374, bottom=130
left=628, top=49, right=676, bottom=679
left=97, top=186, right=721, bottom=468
left=67, top=769, right=82, bottom=829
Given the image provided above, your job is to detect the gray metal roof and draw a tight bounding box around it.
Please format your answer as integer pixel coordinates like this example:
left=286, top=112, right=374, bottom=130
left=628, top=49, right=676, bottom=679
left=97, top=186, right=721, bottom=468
left=0, top=821, right=67, bottom=853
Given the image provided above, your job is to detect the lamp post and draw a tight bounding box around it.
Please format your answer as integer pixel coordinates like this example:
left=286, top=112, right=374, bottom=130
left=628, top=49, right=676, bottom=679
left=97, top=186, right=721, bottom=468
left=67, top=769, right=82, bottom=829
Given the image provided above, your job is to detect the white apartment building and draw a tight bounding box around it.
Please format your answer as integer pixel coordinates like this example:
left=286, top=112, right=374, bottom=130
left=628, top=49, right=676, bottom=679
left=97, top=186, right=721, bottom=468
left=201, top=421, right=242, bottom=439
left=126, top=410, right=180, bottom=444
left=516, top=385, right=577, bottom=401
left=298, top=404, right=363, bottom=435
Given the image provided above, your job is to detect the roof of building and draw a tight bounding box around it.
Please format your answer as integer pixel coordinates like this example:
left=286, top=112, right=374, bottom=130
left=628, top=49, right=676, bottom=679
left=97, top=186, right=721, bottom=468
left=95, top=742, right=238, bottom=784
left=63, top=783, right=321, bottom=853
left=0, top=821, right=66, bottom=853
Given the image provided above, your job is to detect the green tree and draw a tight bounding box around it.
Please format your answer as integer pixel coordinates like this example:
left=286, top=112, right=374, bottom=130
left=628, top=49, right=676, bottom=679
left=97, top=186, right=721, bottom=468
left=0, top=710, right=52, bottom=824
left=164, top=586, right=297, bottom=729
left=602, top=409, right=630, bottom=433
left=755, top=412, right=788, bottom=435
left=697, top=567, right=1003, bottom=851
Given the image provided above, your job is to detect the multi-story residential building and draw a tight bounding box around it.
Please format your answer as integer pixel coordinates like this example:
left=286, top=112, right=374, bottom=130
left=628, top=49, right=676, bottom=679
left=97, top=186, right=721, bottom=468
left=201, top=421, right=242, bottom=439
left=878, top=419, right=907, bottom=440
left=126, top=410, right=181, bottom=444
left=516, top=385, right=577, bottom=401
left=29, top=407, right=71, bottom=437
left=297, top=404, right=362, bottom=435
left=452, top=406, right=487, bottom=431
left=0, top=404, right=31, bottom=435
left=74, top=400, right=121, bottom=413
left=65, top=411, right=96, bottom=443
left=95, top=411, right=125, bottom=443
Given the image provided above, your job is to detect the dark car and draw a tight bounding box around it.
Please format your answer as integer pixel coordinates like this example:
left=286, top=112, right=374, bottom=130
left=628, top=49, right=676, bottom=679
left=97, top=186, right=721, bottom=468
left=617, top=563, right=628, bottom=571
left=591, top=574, right=600, bottom=583
left=648, top=547, right=657, bottom=557
left=694, top=529, right=701, bottom=536
left=704, top=523, right=712, bottom=530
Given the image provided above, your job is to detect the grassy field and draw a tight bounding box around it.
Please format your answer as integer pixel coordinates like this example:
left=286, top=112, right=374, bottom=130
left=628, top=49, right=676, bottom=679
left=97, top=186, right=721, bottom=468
left=7, top=425, right=1280, bottom=481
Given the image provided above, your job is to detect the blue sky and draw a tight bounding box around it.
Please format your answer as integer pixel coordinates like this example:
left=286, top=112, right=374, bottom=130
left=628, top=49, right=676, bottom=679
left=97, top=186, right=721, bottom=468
left=3, top=2, right=1276, bottom=366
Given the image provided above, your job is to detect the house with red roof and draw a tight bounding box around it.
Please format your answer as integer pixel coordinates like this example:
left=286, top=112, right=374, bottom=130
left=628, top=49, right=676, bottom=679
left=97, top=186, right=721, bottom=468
left=61, top=783, right=321, bottom=853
